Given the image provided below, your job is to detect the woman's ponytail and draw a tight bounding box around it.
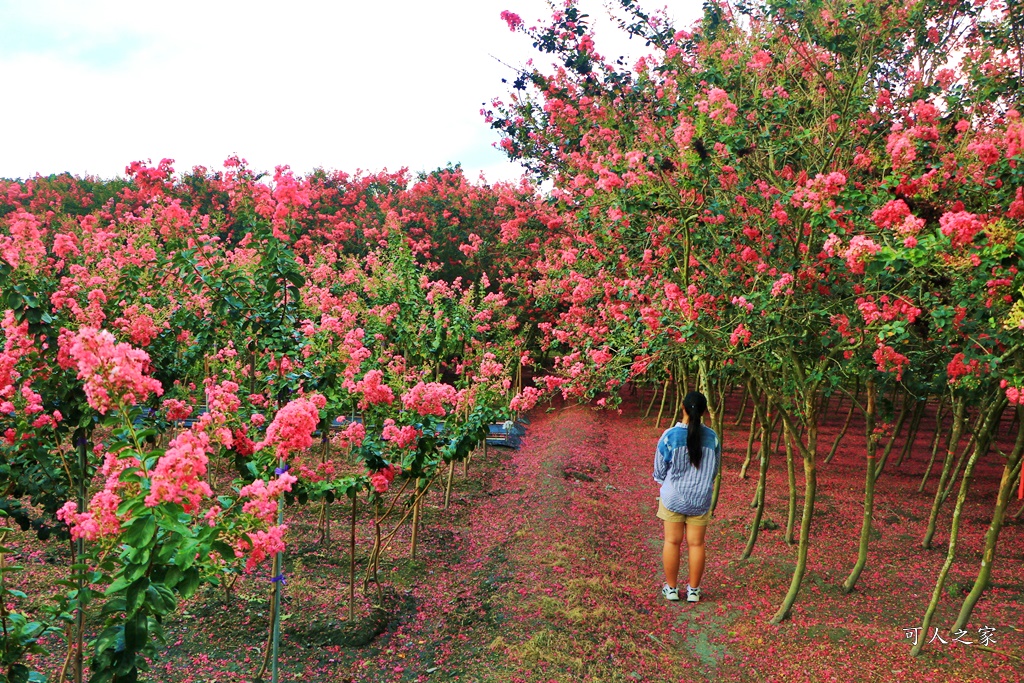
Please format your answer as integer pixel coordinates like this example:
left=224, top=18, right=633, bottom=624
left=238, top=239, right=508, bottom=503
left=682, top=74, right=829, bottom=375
left=684, top=391, right=708, bottom=468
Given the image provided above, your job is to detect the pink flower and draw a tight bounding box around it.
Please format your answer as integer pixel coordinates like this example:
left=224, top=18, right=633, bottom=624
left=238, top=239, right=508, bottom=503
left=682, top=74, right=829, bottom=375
left=381, top=419, right=419, bottom=448
left=843, top=236, right=881, bottom=275
left=510, top=387, right=543, bottom=412
left=256, top=397, right=322, bottom=459
left=145, top=429, right=213, bottom=511
left=239, top=472, right=297, bottom=523
left=235, top=524, right=288, bottom=573
left=163, top=398, right=192, bottom=421
left=355, top=370, right=395, bottom=410
left=939, top=211, right=984, bottom=249
left=730, top=324, right=752, bottom=347
left=401, top=382, right=459, bottom=417
left=67, top=328, right=163, bottom=414
left=771, top=273, right=794, bottom=297
left=873, top=343, right=909, bottom=381
left=500, top=10, right=522, bottom=31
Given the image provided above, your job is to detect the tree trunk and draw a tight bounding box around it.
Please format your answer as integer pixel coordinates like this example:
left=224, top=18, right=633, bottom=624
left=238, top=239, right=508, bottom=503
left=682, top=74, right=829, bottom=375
left=911, top=397, right=1006, bottom=656
left=895, top=399, right=927, bottom=468
left=784, top=421, right=798, bottom=546
left=843, top=380, right=878, bottom=593
left=741, top=403, right=757, bottom=479
left=733, top=384, right=749, bottom=426
left=741, top=398, right=772, bottom=560
left=922, top=399, right=966, bottom=550
left=952, top=407, right=1024, bottom=631
left=655, top=378, right=670, bottom=428
left=444, top=458, right=456, bottom=509
left=918, top=399, right=948, bottom=493
left=643, top=381, right=660, bottom=419
left=770, top=404, right=818, bottom=625
left=873, top=391, right=912, bottom=482
left=410, top=478, right=422, bottom=559
left=824, top=386, right=857, bottom=465
left=349, top=492, right=357, bottom=622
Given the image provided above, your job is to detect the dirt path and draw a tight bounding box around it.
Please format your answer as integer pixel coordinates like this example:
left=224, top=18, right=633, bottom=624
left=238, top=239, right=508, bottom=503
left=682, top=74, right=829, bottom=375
left=373, top=398, right=1023, bottom=683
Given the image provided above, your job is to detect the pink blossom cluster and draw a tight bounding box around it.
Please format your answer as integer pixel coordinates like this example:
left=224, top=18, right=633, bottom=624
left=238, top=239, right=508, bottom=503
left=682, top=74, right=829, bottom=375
left=939, top=211, right=984, bottom=249
left=57, top=449, right=140, bottom=541
left=770, top=273, right=794, bottom=297
left=354, top=369, right=395, bottom=410
left=238, top=471, right=298, bottom=523
left=500, top=10, right=522, bottom=31
left=67, top=327, right=164, bottom=414
left=730, top=324, right=752, bottom=347
left=510, top=386, right=543, bottom=413
left=145, top=429, right=214, bottom=512
left=789, top=172, right=846, bottom=211
left=335, top=419, right=366, bottom=449
left=162, top=398, right=193, bottom=421
left=873, top=343, right=909, bottom=381
left=843, top=236, right=881, bottom=275
left=0, top=210, right=46, bottom=270
left=856, top=296, right=921, bottom=325
left=401, top=382, right=459, bottom=417
left=477, top=353, right=505, bottom=379
left=870, top=199, right=924, bottom=239
left=113, top=303, right=162, bottom=347
left=369, top=464, right=399, bottom=494
left=947, top=353, right=982, bottom=384
left=1001, top=380, right=1024, bottom=406
left=256, top=396, right=322, bottom=458
left=235, top=524, right=287, bottom=573
left=381, top=418, right=419, bottom=448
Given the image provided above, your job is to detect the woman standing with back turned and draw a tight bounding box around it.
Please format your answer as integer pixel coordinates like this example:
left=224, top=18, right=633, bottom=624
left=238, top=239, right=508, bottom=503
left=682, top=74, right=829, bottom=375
left=653, top=391, right=721, bottom=603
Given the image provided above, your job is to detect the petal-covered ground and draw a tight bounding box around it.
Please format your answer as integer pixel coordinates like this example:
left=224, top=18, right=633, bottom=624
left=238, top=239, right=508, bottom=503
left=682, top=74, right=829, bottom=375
left=14, top=394, right=1024, bottom=681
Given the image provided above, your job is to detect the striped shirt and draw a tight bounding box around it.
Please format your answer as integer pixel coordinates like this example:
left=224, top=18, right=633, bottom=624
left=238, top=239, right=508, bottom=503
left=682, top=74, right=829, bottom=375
left=653, top=422, right=721, bottom=516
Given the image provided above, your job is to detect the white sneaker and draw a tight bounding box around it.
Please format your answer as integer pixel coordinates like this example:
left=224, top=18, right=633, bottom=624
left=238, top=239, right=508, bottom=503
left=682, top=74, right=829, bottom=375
left=662, top=584, right=680, bottom=601
left=687, top=585, right=701, bottom=603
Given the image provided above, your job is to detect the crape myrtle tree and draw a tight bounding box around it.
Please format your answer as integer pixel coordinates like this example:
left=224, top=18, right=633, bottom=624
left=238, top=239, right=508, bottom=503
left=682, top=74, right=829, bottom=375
left=0, top=159, right=531, bottom=681
left=492, top=0, right=1024, bottom=649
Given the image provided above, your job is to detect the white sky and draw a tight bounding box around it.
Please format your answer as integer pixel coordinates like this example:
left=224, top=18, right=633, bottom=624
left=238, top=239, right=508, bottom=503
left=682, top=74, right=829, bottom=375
left=0, top=0, right=702, bottom=183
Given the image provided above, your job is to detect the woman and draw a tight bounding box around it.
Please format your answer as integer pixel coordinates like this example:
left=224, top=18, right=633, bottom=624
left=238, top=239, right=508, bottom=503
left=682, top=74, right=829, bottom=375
left=653, top=391, right=721, bottom=603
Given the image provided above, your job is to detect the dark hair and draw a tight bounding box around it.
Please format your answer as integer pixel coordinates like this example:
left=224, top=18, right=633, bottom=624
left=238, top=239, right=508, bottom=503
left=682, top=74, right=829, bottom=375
left=683, top=391, right=708, bottom=468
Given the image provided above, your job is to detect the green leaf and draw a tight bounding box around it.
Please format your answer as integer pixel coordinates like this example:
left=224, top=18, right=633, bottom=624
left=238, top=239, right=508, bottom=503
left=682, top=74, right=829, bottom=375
left=125, top=577, right=149, bottom=617
left=122, top=516, right=156, bottom=549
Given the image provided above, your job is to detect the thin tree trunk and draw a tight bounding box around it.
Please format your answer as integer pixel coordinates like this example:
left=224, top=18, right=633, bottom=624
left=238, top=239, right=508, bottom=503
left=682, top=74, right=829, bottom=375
left=873, top=391, right=913, bottom=482
left=911, top=397, right=1006, bottom=656
left=410, top=478, right=422, bottom=559
left=349, top=492, right=357, bottom=622
left=895, top=400, right=927, bottom=468
left=644, top=381, right=661, bottom=419
left=843, top=380, right=878, bottom=593
left=922, top=399, right=966, bottom=549
left=823, top=378, right=856, bottom=464
left=771, top=404, right=818, bottom=625
left=952, top=407, right=1024, bottom=631
left=740, top=409, right=758, bottom=479
left=655, top=378, right=670, bottom=428
left=918, top=399, right=948, bottom=493
left=784, top=421, right=798, bottom=546
left=444, top=458, right=456, bottom=509
left=733, top=384, right=750, bottom=426
left=741, top=398, right=772, bottom=560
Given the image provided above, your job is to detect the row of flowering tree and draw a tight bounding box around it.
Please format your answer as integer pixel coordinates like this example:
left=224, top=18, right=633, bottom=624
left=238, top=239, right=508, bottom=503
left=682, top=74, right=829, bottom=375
left=0, top=161, right=544, bottom=681
left=490, top=0, right=1024, bottom=657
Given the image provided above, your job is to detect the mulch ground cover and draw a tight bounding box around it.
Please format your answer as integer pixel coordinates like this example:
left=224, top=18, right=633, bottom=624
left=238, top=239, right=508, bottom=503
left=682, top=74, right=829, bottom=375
left=11, top=391, right=1024, bottom=682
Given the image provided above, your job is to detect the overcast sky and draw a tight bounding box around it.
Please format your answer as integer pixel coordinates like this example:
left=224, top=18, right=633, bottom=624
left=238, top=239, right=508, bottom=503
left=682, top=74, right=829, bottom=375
left=0, top=1, right=702, bottom=183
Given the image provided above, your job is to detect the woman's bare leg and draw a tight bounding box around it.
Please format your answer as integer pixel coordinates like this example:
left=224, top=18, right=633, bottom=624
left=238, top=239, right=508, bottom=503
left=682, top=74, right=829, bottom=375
left=663, top=520, right=685, bottom=588
left=686, top=522, right=707, bottom=588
